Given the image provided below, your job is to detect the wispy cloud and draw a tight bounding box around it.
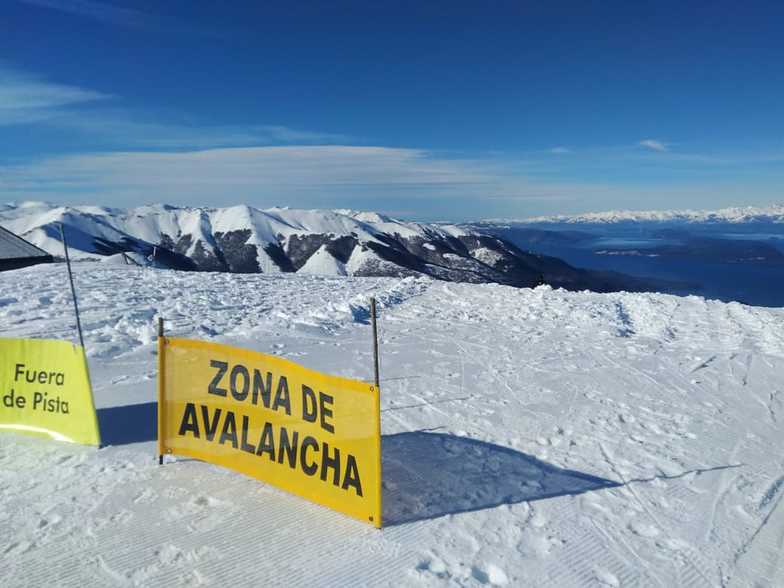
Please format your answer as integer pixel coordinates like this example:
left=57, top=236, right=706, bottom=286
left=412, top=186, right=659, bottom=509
left=48, top=111, right=352, bottom=149
left=2, top=145, right=781, bottom=219
left=2, top=63, right=780, bottom=218
left=0, top=146, right=563, bottom=211
left=17, top=0, right=150, bottom=29
left=14, top=0, right=217, bottom=36
left=639, top=139, right=669, bottom=152
left=0, top=64, right=110, bottom=125
left=0, top=64, right=348, bottom=148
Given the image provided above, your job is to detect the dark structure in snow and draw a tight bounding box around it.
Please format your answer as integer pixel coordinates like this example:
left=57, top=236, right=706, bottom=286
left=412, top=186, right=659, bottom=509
left=0, top=226, right=53, bottom=271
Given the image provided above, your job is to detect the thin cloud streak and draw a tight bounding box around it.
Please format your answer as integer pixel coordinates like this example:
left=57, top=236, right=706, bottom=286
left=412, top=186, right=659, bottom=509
left=48, top=111, right=353, bottom=149
left=0, top=64, right=110, bottom=124
left=639, top=139, right=669, bottom=152
left=16, top=0, right=148, bottom=28
left=0, top=64, right=349, bottom=147
left=14, top=0, right=218, bottom=36
left=0, top=145, right=599, bottom=214
left=2, top=145, right=780, bottom=219
left=0, top=146, right=499, bottom=202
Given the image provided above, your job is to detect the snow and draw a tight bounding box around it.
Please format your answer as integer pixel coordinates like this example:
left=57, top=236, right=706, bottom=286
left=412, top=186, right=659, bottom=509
left=0, top=202, right=473, bottom=268
left=345, top=245, right=400, bottom=276
left=297, top=245, right=347, bottom=276
left=471, top=247, right=504, bottom=266
left=100, top=252, right=150, bottom=267
left=493, top=203, right=784, bottom=225
left=1, top=263, right=784, bottom=587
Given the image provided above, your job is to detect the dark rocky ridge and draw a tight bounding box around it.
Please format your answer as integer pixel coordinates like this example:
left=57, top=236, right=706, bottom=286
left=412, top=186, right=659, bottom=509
left=146, top=226, right=667, bottom=293
left=2, top=203, right=675, bottom=293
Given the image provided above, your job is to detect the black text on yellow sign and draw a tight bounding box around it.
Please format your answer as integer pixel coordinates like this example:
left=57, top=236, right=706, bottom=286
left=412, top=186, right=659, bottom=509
left=158, top=338, right=382, bottom=527
left=0, top=338, right=101, bottom=445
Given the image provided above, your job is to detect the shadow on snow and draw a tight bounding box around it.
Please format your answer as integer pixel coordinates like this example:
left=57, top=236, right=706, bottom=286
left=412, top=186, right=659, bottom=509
left=382, top=431, right=620, bottom=526
left=97, top=402, right=157, bottom=446
left=97, top=404, right=620, bottom=525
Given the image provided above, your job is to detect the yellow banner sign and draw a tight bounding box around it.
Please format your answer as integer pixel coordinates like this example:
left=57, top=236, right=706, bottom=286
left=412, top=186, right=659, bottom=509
left=158, top=338, right=382, bottom=527
left=0, top=338, right=101, bottom=445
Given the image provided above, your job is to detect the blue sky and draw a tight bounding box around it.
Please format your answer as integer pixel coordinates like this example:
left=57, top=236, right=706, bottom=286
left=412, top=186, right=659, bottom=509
left=1, top=0, right=783, bottom=220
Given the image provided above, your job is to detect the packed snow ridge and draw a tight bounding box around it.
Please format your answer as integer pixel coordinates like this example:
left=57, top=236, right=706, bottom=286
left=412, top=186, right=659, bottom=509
left=486, top=203, right=784, bottom=225
left=0, top=201, right=649, bottom=292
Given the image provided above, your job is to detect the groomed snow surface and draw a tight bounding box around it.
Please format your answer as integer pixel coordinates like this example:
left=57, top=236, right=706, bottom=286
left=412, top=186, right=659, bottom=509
left=1, top=263, right=783, bottom=587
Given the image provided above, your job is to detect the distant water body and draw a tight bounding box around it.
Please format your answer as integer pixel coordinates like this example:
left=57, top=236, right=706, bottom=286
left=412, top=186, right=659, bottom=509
left=489, top=222, right=784, bottom=308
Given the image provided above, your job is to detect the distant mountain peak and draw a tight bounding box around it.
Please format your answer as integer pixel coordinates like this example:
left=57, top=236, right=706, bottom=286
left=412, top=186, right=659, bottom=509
left=496, top=203, right=784, bottom=225
left=0, top=200, right=662, bottom=293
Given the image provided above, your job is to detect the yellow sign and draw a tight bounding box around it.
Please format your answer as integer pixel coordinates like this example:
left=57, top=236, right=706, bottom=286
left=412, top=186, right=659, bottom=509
left=0, top=338, right=101, bottom=446
left=158, top=338, right=382, bottom=527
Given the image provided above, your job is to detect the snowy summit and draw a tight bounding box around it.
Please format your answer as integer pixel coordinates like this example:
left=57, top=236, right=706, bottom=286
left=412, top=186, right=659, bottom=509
left=494, top=204, right=784, bottom=225
left=0, top=201, right=663, bottom=292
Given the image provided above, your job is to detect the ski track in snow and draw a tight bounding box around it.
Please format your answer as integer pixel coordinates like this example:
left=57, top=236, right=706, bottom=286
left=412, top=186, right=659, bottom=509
left=1, top=263, right=783, bottom=587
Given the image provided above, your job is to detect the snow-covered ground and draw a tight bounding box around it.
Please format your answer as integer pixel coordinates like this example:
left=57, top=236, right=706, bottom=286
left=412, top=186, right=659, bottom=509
left=1, top=263, right=783, bottom=587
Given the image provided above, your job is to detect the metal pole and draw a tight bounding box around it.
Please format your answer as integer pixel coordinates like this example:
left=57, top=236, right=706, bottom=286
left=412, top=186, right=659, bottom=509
left=370, top=297, right=380, bottom=389
left=369, top=297, right=382, bottom=527
left=157, top=316, right=165, bottom=465
left=59, top=223, right=85, bottom=349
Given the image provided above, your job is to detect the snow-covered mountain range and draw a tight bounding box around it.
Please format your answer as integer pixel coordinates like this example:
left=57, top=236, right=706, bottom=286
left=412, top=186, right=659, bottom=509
left=0, top=201, right=661, bottom=292
left=490, top=203, right=784, bottom=225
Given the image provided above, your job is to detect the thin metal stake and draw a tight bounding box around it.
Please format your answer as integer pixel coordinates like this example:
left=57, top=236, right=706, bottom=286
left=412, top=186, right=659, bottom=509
left=158, top=317, right=164, bottom=466
left=59, top=223, right=85, bottom=349
left=370, top=297, right=380, bottom=389
left=369, top=297, right=382, bottom=528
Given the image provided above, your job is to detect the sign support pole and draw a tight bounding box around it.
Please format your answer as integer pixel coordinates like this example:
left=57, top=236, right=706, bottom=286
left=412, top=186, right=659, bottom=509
left=59, top=223, right=85, bottom=349
left=370, top=298, right=380, bottom=389
left=157, top=317, right=165, bottom=465
left=370, top=297, right=382, bottom=527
